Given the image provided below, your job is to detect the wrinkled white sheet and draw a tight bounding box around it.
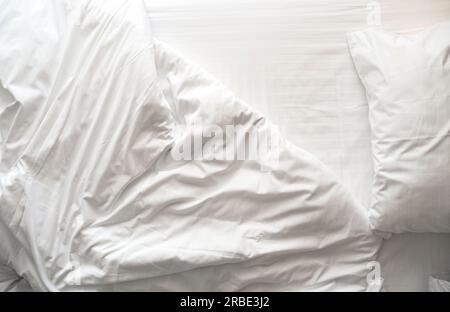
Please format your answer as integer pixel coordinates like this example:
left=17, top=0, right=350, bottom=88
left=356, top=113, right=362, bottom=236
left=429, top=271, right=450, bottom=292
left=0, top=0, right=381, bottom=291
left=0, top=265, right=29, bottom=292
left=144, top=0, right=450, bottom=291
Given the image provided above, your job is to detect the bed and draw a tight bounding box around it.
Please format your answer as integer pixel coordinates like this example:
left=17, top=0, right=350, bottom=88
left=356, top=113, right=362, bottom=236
left=0, top=0, right=449, bottom=291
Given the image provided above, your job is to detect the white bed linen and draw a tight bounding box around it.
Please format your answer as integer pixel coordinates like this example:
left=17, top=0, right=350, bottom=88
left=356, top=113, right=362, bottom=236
left=144, top=0, right=450, bottom=291
left=0, top=0, right=381, bottom=291
left=348, top=22, right=450, bottom=234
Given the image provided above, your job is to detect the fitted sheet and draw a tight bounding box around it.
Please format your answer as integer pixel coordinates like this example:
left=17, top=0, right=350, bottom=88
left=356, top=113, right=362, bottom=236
left=144, top=0, right=450, bottom=291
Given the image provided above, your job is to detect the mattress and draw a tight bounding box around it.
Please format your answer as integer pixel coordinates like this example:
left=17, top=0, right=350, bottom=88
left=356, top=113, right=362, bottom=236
left=144, top=0, right=450, bottom=291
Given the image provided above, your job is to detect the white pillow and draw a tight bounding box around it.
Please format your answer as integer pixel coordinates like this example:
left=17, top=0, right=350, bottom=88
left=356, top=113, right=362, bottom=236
left=348, top=21, right=450, bottom=233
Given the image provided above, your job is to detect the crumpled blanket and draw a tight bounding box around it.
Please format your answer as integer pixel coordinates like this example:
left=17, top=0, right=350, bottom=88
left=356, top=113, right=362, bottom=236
left=0, top=0, right=381, bottom=291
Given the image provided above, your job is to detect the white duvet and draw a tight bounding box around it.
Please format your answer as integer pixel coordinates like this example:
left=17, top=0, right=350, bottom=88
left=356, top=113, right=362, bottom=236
left=0, top=0, right=382, bottom=291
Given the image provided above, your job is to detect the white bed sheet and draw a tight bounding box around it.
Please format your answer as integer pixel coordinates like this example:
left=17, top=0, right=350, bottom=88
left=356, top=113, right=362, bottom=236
left=144, top=0, right=450, bottom=291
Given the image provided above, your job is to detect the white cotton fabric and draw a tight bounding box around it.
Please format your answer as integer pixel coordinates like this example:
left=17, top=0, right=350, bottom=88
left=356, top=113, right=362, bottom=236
left=0, top=265, right=30, bottom=292
left=144, top=0, right=450, bottom=291
left=429, top=271, right=450, bottom=292
left=348, top=22, right=450, bottom=233
left=0, top=0, right=382, bottom=291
